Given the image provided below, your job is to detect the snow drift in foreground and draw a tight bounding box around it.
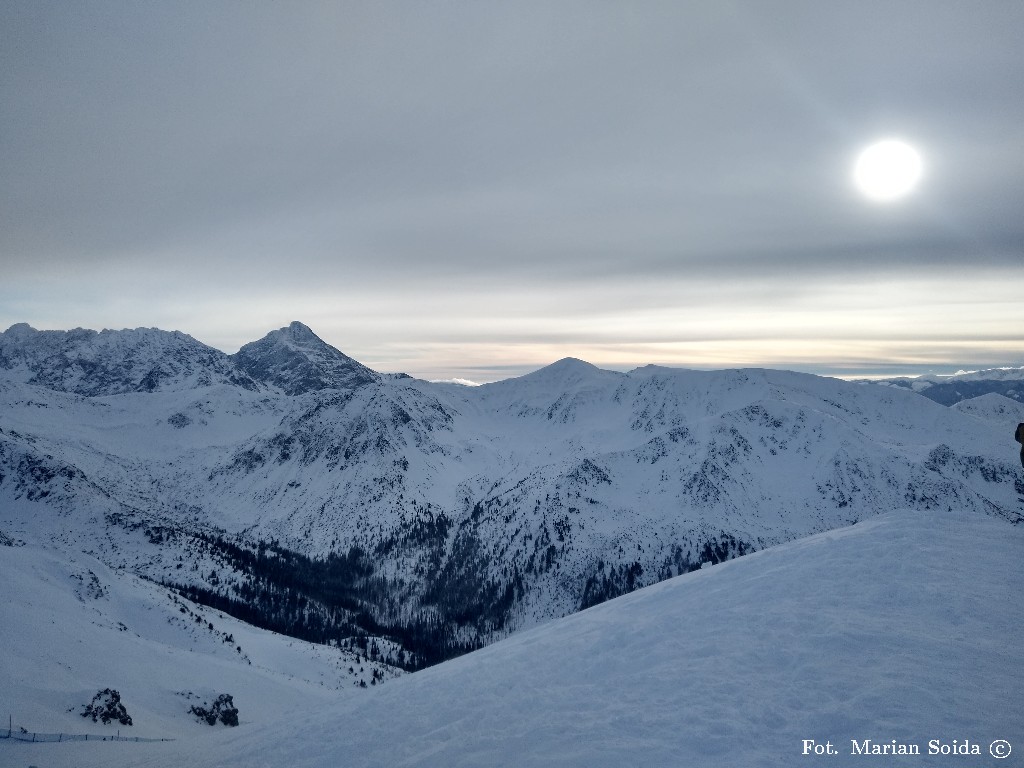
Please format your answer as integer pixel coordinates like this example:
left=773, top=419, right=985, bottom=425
left=5, top=508, right=1021, bottom=767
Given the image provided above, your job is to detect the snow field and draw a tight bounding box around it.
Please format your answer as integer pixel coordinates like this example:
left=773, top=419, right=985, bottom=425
left=5, top=507, right=1021, bottom=767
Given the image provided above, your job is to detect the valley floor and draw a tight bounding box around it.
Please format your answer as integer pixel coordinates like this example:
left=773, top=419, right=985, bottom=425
left=2, top=507, right=1022, bottom=767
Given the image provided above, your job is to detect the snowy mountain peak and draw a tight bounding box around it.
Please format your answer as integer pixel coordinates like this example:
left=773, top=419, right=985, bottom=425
left=231, top=322, right=380, bottom=395
left=549, top=356, right=593, bottom=368
left=514, top=357, right=613, bottom=385
left=3, top=322, right=35, bottom=339
left=283, top=320, right=320, bottom=343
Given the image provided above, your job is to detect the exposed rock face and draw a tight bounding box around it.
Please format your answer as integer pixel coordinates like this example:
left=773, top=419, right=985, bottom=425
left=0, top=323, right=260, bottom=395
left=231, top=321, right=379, bottom=395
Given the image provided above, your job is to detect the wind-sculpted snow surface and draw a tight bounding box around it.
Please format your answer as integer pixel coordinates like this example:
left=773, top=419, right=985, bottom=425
left=14, top=509, right=1023, bottom=768
left=1, top=322, right=1023, bottom=663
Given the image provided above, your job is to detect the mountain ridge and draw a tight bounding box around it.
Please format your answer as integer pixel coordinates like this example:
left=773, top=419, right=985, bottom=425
left=0, top=321, right=382, bottom=397
left=0, top=323, right=261, bottom=395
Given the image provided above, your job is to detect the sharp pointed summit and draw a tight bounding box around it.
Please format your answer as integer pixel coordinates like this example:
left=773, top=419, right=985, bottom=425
left=231, top=322, right=380, bottom=395
left=281, top=320, right=319, bottom=342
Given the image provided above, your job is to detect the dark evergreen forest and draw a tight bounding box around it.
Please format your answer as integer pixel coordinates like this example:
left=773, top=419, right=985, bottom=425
left=165, top=533, right=498, bottom=670
left=160, top=525, right=751, bottom=671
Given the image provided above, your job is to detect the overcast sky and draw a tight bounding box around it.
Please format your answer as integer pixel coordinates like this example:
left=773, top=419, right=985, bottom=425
left=2, top=1, right=1022, bottom=382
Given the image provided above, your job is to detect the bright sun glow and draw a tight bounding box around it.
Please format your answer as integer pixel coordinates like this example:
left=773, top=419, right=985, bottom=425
left=853, top=139, right=923, bottom=202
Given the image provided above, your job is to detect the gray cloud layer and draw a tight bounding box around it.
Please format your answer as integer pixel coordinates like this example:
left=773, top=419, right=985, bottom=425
left=2, top=1, right=1022, bottom=379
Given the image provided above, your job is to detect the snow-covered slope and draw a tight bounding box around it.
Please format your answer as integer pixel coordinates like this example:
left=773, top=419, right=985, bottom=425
left=0, top=541, right=400, bottom=742
left=953, top=392, right=1024, bottom=426
left=9, top=508, right=1021, bottom=767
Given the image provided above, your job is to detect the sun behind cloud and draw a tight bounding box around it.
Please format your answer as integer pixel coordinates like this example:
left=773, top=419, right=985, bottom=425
left=853, top=139, right=923, bottom=202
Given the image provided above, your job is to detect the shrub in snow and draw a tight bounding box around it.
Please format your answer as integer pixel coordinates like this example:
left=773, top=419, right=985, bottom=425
left=190, top=693, right=239, bottom=726
left=81, top=688, right=133, bottom=726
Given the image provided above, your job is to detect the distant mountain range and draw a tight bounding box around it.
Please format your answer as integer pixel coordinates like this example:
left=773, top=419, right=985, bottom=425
left=2, top=322, right=1022, bottom=666
left=867, top=366, right=1024, bottom=405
